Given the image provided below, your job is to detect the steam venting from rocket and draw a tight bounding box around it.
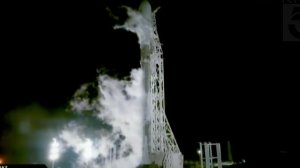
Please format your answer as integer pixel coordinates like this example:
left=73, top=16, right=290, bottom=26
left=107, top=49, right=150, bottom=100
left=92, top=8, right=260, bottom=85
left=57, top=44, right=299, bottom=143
left=1, top=1, right=154, bottom=168
left=54, top=1, right=154, bottom=168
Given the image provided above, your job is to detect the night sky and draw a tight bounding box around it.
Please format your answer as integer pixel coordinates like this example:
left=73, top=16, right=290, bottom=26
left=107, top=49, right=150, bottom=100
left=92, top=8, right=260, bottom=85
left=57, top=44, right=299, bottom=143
left=1, top=0, right=299, bottom=167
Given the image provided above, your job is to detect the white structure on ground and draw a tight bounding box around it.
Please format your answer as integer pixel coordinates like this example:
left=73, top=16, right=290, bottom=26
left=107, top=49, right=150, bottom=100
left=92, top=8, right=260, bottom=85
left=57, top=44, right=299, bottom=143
left=198, top=142, right=222, bottom=168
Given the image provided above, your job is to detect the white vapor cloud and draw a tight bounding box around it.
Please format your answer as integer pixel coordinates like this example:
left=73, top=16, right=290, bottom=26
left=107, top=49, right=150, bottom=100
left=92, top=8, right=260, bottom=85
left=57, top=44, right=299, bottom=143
left=58, top=69, right=145, bottom=168
left=55, top=3, right=155, bottom=168
left=114, top=6, right=153, bottom=48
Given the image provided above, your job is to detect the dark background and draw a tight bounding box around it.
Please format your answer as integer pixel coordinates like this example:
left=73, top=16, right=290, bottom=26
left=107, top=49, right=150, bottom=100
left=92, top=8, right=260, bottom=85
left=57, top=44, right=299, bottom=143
left=1, top=0, right=299, bottom=167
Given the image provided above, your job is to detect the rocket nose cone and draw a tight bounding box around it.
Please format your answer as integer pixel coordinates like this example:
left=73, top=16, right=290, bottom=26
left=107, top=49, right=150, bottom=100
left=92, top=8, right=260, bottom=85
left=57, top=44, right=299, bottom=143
left=139, top=0, right=152, bottom=21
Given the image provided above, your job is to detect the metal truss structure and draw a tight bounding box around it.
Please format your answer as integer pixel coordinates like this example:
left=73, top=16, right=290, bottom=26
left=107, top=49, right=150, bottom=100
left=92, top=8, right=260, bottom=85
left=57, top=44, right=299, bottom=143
left=140, top=2, right=183, bottom=168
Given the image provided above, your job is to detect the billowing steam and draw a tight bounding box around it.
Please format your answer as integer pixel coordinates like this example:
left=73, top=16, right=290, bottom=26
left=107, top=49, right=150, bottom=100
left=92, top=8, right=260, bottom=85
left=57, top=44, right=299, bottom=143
left=57, top=69, right=145, bottom=168
left=1, top=2, right=154, bottom=168
left=55, top=3, right=154, bottom=168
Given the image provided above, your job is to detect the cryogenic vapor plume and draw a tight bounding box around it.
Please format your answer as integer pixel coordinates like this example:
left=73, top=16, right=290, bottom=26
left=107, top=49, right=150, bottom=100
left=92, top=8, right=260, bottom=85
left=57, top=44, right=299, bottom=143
left=56, top=3, right=154, bottom=168
left=59, top=69, right=145, bottom=168
left=2, top=2, right=157, bottom=168
left=114, top=4, right=154, bottom=48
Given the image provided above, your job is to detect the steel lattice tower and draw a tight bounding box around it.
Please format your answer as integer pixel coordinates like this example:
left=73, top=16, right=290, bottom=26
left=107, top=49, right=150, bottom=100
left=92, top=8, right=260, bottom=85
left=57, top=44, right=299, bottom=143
left=140, top=1, right=183, bottom=168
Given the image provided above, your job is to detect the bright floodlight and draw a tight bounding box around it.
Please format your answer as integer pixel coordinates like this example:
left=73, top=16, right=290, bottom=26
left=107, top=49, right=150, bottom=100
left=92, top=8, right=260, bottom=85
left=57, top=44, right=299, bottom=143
left=49, top=138, right=60, bottom=161
left=197, top=149, right=202, bottom=155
